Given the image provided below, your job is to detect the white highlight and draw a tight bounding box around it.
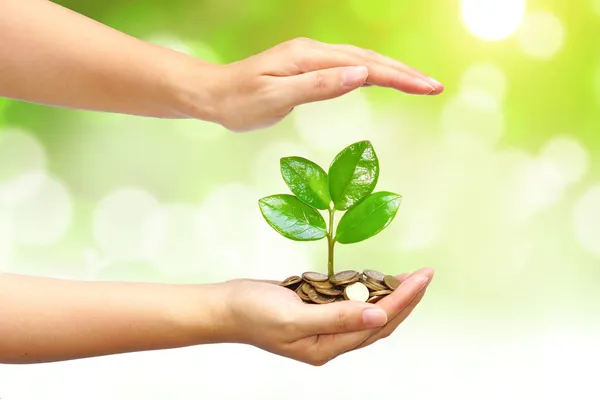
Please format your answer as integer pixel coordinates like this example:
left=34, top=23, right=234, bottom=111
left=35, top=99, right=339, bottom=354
left=461, top=0, right=526, bottom=41
left=9, top=173, right=73, bottom=246
left=196, top=184, right=312, bottom=281
left=152, top=204, right=204, bottom=277
left=460, top=63, right=507, bottom=101
left=293, top=90, right=373, bottom=151
left=441, top=94, right=504, bottom=146
left=574, top=185, right=600, bottom=256
left=518, top=11, right=564, bottom=59
left=594, top=0, right=600, bottom=15
left=92, top=188, right=162, bottom=261
left=0, top=129, right=46, bottom=182
left=539, top=137, right=588, bottom=184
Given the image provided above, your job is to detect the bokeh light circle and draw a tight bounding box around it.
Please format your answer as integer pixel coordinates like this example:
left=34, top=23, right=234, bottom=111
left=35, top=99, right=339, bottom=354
left=93, top=187, right=162, bottom=261
left=539, top=137, right=588, bottom=184
left=252, top=141, right=317, bottom=193
left=591, top=0, right=600, bottom=16
left=196, top=184, right=312, bottom=280
left=0, top=129, right=46, bottom=182
left=292, top=90, right=373, bottom=151
left=461, top=0, right=526, bottom=41
left=10, top=173, right=73, bottom=246
left=0, top=211, right=12, bottom=267
left=151, top=204, right=204, bottom=277
left=574, top=185, right=600, bottom=256
left=460, top=63, right=507, bottom=101
left=514, top=160, right=567, bottom=221
left=517, top=11, right=565, bottom=59
left=441, top=94, right=504, bottom=146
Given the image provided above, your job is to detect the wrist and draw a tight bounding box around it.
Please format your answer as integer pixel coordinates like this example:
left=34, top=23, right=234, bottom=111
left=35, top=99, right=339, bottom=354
left=162, top=53, right=224, bottom=124
left=169, top=282, right=236, bottom=345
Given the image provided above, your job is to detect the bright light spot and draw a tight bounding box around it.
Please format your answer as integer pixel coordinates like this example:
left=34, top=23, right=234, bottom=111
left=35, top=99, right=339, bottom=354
left=293, top=90, right=373, bottom=151
left=397, top=208, right=441, bottom=250
left=517, top=11, right=565, bottom=59
left=145, top=34, right=222, bottom=64
left=0, top=171, right=46, bottom=208
left=252, top=141, right=317, bottom=193
left=10, top=173, right=73, bottom=246
left=514, top=160, right=567, bottom=221
left=595, top=67, right=600, bottom=106
left=145, top=34, right=196, bottom=57
left=574, top=185, right=600, bottom=256
left=592, top=0, right=600, bottom=15
left=441, top=94, right=504, bottom=146
left=92, top=188, right=162, bottom=261
left=461, top=0, right=526, bottom=41
left=539, top=137, right=588, bottom=184
left=0, top=129, right=46, bottom=182
left=196, top=184, right=312, bottom=281
left=460, top=63, right=507, bottom=101
left=151, top=204, right=204, bottom=277
left=0, top=212, right=12, bottom=268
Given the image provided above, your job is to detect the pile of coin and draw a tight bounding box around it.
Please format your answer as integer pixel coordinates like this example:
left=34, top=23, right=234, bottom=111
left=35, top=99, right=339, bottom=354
left=280, top=269, right=401, bottom=304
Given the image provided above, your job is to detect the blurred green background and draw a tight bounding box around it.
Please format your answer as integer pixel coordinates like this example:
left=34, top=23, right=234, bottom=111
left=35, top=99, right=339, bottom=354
left=2, top=0, right=600, bottom=313
left=1, top=2, right=600, bottom=397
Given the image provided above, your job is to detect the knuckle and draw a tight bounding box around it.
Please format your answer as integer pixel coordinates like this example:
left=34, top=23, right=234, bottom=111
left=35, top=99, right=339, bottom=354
left=363, top=48, right=378, bottom=58
left=306, top=354, right=329, bottom=367
left=332, top=310, right=349, bottom=333
left=313, top=70, right=329, bottom=91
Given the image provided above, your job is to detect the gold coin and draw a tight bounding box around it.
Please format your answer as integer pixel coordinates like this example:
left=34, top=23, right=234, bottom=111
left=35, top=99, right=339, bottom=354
left=330, top=270, right=359, bottom=285
left=307, top=286, right=336, bottom=304
left=360, top=278, right=388, bottom=291
left=363, top=269, right=385, bottom=283
left=314, top=286, right=343, bottom=296
left=296, top=286, right=310, bottom=301
left=368, top=289, right=392, bottom=297
left=301, top=282, right=312, bottom=295
left=335, top=296, right=345, bottom=302
left=367, top=295, right=384, bottom=304
left=281, top=275, right=302, bottom=288
left=302, top=272, right=329, bottom=282
left=384, top=275, right=401, bottom=290
left=311, top=280, right=334, bottom=289
left=343, top=282, right=370, bottom=302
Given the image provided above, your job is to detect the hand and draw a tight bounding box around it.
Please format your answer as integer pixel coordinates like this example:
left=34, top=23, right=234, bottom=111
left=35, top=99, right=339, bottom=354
left=222, top=268, right=434, bottom=366
left=197, top=38, right=444, bottom=132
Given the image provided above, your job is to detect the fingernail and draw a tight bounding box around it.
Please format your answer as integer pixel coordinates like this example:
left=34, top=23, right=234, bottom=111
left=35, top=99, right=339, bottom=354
left=362, top=308, right=387, bottom=328
left=343, top=66, right=369, bottom=87
left=427, top=77, right=443, bottom=88
left=412, top=78, right=436, bottom=94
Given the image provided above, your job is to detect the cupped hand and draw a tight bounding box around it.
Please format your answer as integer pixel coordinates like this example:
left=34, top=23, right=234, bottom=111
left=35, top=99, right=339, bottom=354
left=223, top=268, right=434, bottom=366
left=201, top=38, right=444, bottom=132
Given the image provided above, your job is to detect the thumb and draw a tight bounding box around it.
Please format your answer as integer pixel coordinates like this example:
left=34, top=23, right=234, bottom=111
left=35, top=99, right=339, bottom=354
left=280, top=65, right=368, bottom=108
left=298, top=301, right=388, bottom=335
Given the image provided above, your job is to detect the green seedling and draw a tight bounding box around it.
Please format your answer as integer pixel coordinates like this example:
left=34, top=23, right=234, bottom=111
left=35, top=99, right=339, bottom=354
left=258, top=140, right=402, bottom=278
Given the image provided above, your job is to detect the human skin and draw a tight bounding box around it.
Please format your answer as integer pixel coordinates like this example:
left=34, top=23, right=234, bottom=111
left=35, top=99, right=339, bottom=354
left=0, top=0, right=441, bottom=366
left=0, top=270, right=433, bottom=365
left=0, top=0, right=443, bottom=132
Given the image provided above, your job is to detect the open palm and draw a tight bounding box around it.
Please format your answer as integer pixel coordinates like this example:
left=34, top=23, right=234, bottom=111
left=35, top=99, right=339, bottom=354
left=225, top=268, right=433, bottom=366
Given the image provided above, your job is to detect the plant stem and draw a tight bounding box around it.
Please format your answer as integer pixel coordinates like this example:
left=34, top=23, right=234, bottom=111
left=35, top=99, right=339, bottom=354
left=327, top=209, right=336, bottom=278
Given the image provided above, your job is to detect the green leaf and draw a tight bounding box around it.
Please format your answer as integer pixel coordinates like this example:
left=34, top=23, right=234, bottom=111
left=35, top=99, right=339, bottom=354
left=328, top=140, right=379, bottom=210
left=258, top=194, right=327, bottom=241
left=335, top=191, right=402, bottom=244
left=280, top=157, right=331, bottom=210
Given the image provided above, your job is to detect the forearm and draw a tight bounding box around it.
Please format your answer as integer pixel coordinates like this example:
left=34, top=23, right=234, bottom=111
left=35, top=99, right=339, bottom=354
left=0, top=273, right=231, bottom=364
left=0, top=0, right=216, bottom=120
